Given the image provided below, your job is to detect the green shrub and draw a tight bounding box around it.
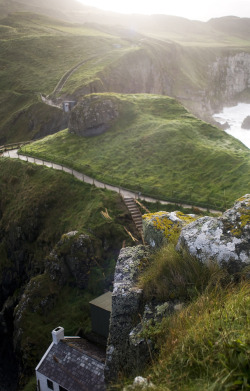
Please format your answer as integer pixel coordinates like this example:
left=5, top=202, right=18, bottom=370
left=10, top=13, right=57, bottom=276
left=138, top=243, right=225, bottom=302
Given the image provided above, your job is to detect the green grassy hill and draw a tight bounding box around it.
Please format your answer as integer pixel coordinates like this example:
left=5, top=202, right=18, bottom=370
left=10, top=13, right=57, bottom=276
left=0, top=11, right=131, bottom=143
left=1, top=6, right=250, bottom=145
left=20, top=93, right=250, bottom=210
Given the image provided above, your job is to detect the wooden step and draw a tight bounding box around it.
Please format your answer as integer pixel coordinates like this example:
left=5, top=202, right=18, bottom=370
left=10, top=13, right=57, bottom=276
left=123, top=197, right=143, bottom=233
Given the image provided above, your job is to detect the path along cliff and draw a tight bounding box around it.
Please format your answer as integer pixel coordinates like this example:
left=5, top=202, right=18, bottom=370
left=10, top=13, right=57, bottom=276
left=1, top=149, right=221, bottom=214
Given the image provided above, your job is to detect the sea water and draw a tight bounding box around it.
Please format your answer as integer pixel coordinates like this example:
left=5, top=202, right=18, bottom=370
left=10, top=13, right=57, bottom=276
left=213, top=103, right=250, bottom=149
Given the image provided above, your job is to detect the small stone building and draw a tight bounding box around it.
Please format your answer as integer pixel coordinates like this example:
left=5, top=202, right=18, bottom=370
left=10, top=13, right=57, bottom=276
left=63, top=101, right=76, bottom=113
left=36, top=327, right=106, bottom=391
left=89, top=292, right=112, bottom=339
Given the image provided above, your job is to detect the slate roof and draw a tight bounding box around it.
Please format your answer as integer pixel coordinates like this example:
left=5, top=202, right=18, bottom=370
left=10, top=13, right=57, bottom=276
left=89, top=292, right=112, bottom=312
left=37, top=338, right=106, bottom=391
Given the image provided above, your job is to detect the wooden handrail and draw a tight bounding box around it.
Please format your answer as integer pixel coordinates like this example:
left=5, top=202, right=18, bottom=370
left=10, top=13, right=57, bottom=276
left=0, top=140, right=32, bottom=151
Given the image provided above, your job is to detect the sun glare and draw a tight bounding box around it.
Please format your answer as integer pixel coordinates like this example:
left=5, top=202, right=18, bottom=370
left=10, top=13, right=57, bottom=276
left=77, top=0, right=250, bottom=21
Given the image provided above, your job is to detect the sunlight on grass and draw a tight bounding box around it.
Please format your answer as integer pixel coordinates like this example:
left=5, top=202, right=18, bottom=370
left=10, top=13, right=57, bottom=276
left=20, top=94, right=250, bottom=210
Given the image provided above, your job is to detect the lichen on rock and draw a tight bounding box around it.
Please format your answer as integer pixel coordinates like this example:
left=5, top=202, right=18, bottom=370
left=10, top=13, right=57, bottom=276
left=105, top=245, right=151, bottom=382
left=177, top=194, right=250, bottom=273
left=143, top=211, right=197, bottom=248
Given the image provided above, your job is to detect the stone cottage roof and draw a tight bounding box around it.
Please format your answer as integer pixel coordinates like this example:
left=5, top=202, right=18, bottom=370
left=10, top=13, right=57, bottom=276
left=36, top=337, right=106, bottom=391
left=89, top=291, right=112, bottom=312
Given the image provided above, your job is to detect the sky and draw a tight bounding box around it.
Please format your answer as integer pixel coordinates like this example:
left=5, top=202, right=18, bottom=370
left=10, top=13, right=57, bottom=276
left=77, top=0, right=250, bottom=21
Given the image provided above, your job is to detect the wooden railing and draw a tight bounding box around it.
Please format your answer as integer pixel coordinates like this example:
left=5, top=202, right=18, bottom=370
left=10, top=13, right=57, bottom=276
left=0, top=140, right=32, bottom=153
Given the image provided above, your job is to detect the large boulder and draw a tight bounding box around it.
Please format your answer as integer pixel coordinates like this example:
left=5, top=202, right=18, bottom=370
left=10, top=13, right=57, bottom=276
left=177, top=194, right=250, bottom=273
left=46, top=231, right=98, bottom=289
left=69, top=94, right=119, bottom=136
left=241, top=116, right=250, bottom=129
left=143, top=211, right=197, bottom=248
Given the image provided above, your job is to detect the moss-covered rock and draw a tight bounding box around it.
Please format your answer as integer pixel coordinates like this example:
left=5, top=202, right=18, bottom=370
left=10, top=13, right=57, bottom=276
left=46, top=231, right=100, bottom=289
left=143, top=211, right=197, bottom=248
left=69, top=94, right=119, bottom=137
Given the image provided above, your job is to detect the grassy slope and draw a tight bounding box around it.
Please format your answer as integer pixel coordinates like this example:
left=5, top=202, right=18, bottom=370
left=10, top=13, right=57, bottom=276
left=128, top=281, right=250, bottom=391
left=21, top=93, right=250, bottom=209
left=0, top=12, right=129, bottom=142
left=0, top=157, right=132, bottom=263
left=1, top=10, right=250, bottom=145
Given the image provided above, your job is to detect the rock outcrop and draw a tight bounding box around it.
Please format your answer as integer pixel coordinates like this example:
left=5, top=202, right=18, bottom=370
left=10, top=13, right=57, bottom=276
left=177, top=194, right=250, bottom=273
left=69, top=94, right=119, bottom=137
left=143, top=211, right=197, bottom=248
left=105, top=245, right=151, bottom=382
left=242, top=116, right=250, bottom=129
left=46, top=231, right=99, bottom=289
left=209, top=52, right=250, bottom=110
left=105, top=244, right=184, bottom=383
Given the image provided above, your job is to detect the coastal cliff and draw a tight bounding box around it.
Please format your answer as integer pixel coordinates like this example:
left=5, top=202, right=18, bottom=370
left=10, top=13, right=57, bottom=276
left=105, top=195, right=250, bottom=386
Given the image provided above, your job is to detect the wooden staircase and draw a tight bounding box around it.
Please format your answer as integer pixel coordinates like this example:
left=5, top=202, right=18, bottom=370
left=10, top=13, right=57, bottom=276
left=123, top=197, right=143, bottom=233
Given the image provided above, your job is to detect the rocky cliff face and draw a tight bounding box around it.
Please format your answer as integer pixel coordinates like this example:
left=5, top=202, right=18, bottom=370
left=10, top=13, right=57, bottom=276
left=177, top=194, right=250, bottom=273
left=13, top=230, right=106, bottom=384
left=105, top=245, right=150, bottom=382
left=143, top=211, right=197, bottom=248
left=104, top=244, right=184, bottom=383
left=69, top=95, right=119, bottom=136
left=68, top=48, right=250, bottom=124
left=105, top=195, right=250, bottom=384
left=46, top=231, right=99, bottom=288
left=208, top=52, right=250, bottom=111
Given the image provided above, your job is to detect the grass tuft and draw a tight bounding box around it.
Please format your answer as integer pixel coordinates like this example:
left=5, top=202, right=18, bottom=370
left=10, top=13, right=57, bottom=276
left=138, top=243, right=229, bottom=302
left=146, top=282, right=250, bottom=391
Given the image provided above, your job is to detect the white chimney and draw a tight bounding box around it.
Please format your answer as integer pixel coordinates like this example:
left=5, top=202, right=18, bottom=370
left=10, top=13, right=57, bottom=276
left=52, top=327, right=64, bottom=344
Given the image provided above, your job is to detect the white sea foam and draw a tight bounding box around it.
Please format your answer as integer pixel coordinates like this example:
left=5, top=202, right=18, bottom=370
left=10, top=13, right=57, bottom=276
left=213, top=103, right=250, bottom=149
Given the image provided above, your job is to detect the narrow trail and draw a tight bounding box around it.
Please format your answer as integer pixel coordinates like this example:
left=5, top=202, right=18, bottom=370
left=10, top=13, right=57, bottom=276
left=49, top=56, right=97, bottom=98
left=1, top=149, right=221, bottom=214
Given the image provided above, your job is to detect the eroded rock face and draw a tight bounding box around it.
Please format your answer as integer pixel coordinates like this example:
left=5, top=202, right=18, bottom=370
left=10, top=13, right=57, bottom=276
left=242, top=116, right=250, bottom=129
left=143, top=211, right=197, bottom=248
left=69, top=94, right=119, bottom=137
left=209, top=52, right=250, bottom=109
left=177, top=194, right=250, bottom=273
left=105, top=245, right=151, bottom=382
left=104, top=244, right=184, bottom=384
left=46, top=231, right=98, bottom=289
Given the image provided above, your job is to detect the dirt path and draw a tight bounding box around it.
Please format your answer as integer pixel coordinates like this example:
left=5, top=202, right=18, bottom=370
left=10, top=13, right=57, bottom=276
left=50, top=56, right=97, bottom=98
left=1, top=149, right=221, bottom=214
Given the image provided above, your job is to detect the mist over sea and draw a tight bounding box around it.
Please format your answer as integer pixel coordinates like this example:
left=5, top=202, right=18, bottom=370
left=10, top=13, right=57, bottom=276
left=213, top=103, right=250, bottom=149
